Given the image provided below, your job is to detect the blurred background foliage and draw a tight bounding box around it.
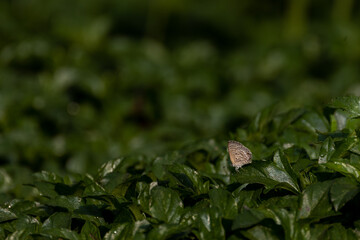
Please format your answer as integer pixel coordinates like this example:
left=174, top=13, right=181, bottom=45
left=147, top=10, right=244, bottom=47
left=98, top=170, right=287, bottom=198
left=0, top=0, right=360, bottom=176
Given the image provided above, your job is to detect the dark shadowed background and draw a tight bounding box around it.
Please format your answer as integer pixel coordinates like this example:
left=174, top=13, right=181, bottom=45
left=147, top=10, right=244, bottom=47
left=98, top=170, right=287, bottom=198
left=0, top=0, right=359, bottom=175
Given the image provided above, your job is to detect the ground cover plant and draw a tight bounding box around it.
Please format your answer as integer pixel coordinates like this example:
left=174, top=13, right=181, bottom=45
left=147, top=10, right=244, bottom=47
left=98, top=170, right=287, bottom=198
left=1, top=1, right=360, bottom=239
left=1, top=96, right=360, bottom=239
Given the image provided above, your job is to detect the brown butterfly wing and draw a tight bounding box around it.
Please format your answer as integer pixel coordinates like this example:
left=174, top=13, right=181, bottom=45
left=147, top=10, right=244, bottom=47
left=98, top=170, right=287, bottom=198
left=228, top=140, right=252, bottom=168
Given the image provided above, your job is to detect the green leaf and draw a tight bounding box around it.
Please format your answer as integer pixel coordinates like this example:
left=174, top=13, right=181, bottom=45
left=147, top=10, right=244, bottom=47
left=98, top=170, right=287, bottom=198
left=5, top=200, right=37, bottom=216
left=262, top=196, right=300, bottom=239
left=41, top=228, right=80, bottom=240
left=104, top=220, right=149, bottom=240
left=280, top=128, right=318, bottom=159
left=242, top=225, right=281, bottom=240
left=113, top=204, right=135, bottom=224
left=83, top=180, right=107, bottom=197
left=0, top=207, right=17, bottom=223
left=44, top=196, right=83, bottom=211
left=309, top=223, right=358, bottom=240
left=32, top=181, right=58, bottom=198
left=97, top=158, right=124, bottom=178
left=350, top=142, right=360, bottom=156
left=298, top=181, right=336, bottom=220
left=332, top=136, right=358, bottom=159
left=273, top=151, right=300, bottom=191
left=232, top=185, right=262, bottom=209
left=147, top=223, right=190, bottom=240
left=324, top=160, right=360, bottom=182
left=330, top=177, right=360, bottom=211
left=5, top=229, right=30, bottom=240
left=270, top=208, right=296, bottom=240
left=209, top=188, right=237, bottom=219
left=136, top=182, right=151, bottom=214
left=246, top=142, right=277, bottom=162
left=149, top=186, right=183, bottom=224
left=232, top=208, right=269, bottom=229
left=194, top=207, right=225, bottom=240
left=232, top=161, right=300, bottom=193
left=33, top=171, right=64, bottom=184
left=168, top=164, right=209, bottom=195
left=329, top=96, right=360, bottom=119
left=305, top=224, right=330, bottom=240
left=104, top=222, right=134, bottom=240
left=179, top=200, right=208, bottom=227
left=318, top=137, right=335, bottom=164
left=42, top=212, right=72, bottom=230
left=0, top=215, right=39, bottom=238
left=295, top=110, right=329, bottom=134
left=73, top=212, right=106, bottom=228
left=11, top=215, right=39, bottom=233
left=97, top=157, right=142, bottom=178
left=249, top=104, right=278, bottom=134
left=318, top=131, right=349, bottom=142
left=80, top=221, right=101, bottom=240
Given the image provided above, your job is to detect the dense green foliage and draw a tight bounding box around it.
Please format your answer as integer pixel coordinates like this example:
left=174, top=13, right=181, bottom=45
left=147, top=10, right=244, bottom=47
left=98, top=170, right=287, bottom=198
left=1, top=0, right=360, bottom=239
left=1, top=96, right=360, bottom=239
